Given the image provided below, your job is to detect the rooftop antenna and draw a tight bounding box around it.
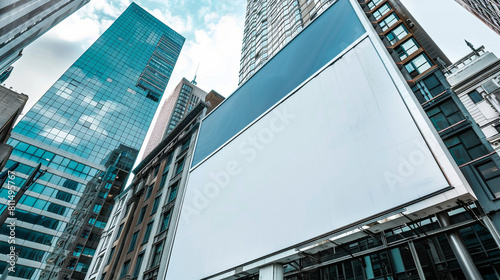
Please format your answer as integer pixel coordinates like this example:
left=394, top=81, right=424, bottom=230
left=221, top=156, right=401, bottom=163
left=191, top=63, right=199, bottom=85
left=465, top=39, right=480, bottom=57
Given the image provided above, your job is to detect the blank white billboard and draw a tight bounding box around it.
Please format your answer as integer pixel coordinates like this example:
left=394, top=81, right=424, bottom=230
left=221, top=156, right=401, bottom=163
left=166, top=38, right=450, bottom=279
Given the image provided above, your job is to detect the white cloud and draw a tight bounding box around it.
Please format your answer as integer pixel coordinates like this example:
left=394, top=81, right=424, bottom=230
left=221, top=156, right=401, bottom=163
left=43, top=0, right=130, bottom=45
left=204, top=11, right=220, bottom=23
left=47, top=15, right=100, bottom=44
left=166, top=14, right=244, bottom=97
left=148, top=7, right=194, bottom=34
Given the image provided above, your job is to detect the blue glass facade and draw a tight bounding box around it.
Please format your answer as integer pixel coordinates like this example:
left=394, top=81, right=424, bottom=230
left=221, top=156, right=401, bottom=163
left=0, top=3, right=183, bottom=279
left=11, top=3, right=184, bottom=163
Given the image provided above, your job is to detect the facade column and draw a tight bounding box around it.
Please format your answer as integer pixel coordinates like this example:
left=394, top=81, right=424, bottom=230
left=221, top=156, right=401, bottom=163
left=484, top=212, right=500, bottom=249
left=436, top=212, right=483, bottom=280
left=259, top=264, right=283, bottom=280
left=407, top=240, right=426, bottom=280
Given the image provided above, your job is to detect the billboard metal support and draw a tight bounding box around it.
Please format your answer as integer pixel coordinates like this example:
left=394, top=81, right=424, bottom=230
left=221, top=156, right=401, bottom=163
left=408, top=240, right=426, bottom=280
left=436, top=212, right=483, bottom=280
left=259, top=264, right=283, bottom=280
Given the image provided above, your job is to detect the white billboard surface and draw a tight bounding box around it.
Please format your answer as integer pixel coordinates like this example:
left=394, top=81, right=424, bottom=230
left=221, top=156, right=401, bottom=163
left=166, top=38, right=451, bottom=279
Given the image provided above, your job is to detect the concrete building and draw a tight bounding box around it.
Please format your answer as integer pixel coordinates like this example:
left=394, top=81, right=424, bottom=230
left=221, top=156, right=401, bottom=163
left=455, top=0, right=500, bottom=35
left=165, top=0, right=500, bottom=279
left=143, top=77, right=224, bottom=159
left=0, top=86, right=27, bottom=170
left=85, top=92, right=223, bottom=280
left=0, top=3, right=183, bottom=279
left=445, top=46, right=500, bottom=159
left=0, top=0, right=89, bottom=75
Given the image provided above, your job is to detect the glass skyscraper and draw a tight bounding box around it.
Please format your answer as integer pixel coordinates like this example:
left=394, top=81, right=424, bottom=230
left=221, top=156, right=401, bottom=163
left=0, top=3, right=184, bottom=279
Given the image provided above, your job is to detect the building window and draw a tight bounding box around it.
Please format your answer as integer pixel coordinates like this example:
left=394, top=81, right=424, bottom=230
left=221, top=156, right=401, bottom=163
left=385, top=24, right=408, bottom=45
left=444, top=129, right=488, bottom=165
left=426, top=100, right=464, bottom=131
left=93, top=256, right=102, bottom=273
left=115, top=223, right=124, bottom=241
left=159, top=173, right=168, bottom=190
left=151, top=195, right=161, bottom=215
left=73, top=245, right=83, bottom=257
left=159, top=210, right=171, bottom=233
left=367, top=0, right=383, bottom=10
left=145, top=184, right=154, bottom=200
left=137, top=206, right=147, bottom=224
left=494, top=123, right=500, bottom=134
left=373, top=3, right=391, bottom=20
left=128, top=231, right=140, bottom=252
left=404, top=53, right=432, bottom=78
left=394, top=38, right=419, bottom=61
left=168, top=182, right=179, bottom=203
left=120, top=260, right=130, bottom=278
left=150, top=242, right=164, bottom=268
left=93, top=204, right=102, bottom=214
left=75, top=262, right=89, bottom=272
left=411, top=74, right=446, bottom=103
left=482, top=79, right=500, bottom=93
left=180, top=138, right=191, bottom=154
left=159, top=154, right=172, bottom=190
left=133, top=253, right=145, bottom=277
left=175, top=157, right=185, bottom=175
left=107, top=247, right=115, bottom=264
left=476, top=161, right=500, bottom=197
left=142, top=221, right=154, bottom=244
left=468, top=90, right=484, bottom=103
left=378, top=13, right=398, bottom=31
left=153, top=165, right=160, bottom=177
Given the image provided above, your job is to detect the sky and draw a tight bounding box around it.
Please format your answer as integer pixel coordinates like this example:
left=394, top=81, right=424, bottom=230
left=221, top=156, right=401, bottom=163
left=3, top=0, right=500, bottom=161
left=5, top=0, right=247, bottom=117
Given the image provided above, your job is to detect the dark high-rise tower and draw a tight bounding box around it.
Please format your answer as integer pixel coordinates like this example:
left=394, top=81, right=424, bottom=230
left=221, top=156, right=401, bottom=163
left=455, top=0, right=500, bottom=35
left=0, top=3, right=184, bottom=279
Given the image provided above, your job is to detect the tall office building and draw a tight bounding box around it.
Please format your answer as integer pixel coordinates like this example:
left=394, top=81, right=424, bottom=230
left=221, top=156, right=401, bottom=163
left=455, top=0, right=500, bottom=35
left=0, top=3, right=184, bottom=279
left=239, top=0, right=335, bottom=84
left=0, top=86, right=28, bottom=169
left=143, top=78, right=223, bottom=158
left=445, top=46, right=500, bottom=158
left=0, top=0, right=89, bottom=76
